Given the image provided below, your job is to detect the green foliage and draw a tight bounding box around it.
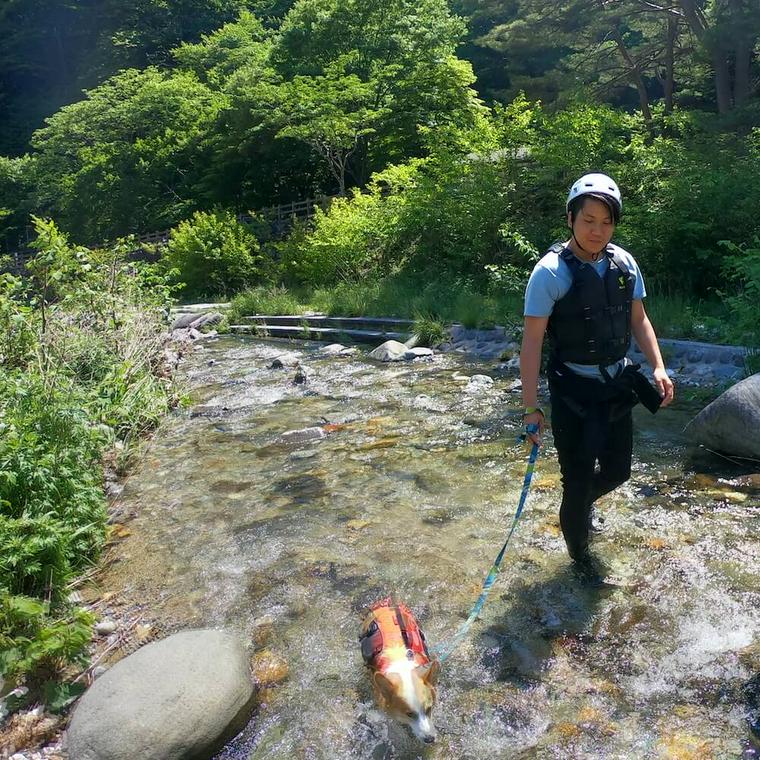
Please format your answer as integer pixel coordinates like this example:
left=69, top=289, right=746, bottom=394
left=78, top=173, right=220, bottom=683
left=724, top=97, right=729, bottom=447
left=0, top=219, right=176, bottom=695
left=173, top=11, right=272, bottom=87
left=0, top=155, right=34, bottom=245
left=0, top=0, right=256, bottom=155
left=0, top=591, right=94, bottom=689
left=0, top=372, right=108, bottom=573
left=618, top=114, right=760, bottom=293
left=164, top=209, right=263, bottom=299
left=255, top=0, right=484, bottom=191
left=29, top=68, right=225, bottom=241
left=0, top=274, right=35, bottom=370
left=228, top=285, right=306, bottom=321
left=413, top=314, right=448, bottom=347
left=717, top=237, right=760, bottom=347
left=307, top=274, right=521, bottom=327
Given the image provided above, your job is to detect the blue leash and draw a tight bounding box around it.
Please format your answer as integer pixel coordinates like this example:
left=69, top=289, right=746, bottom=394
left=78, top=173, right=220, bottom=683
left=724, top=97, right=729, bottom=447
left=431, top=424, right=540, bottom=664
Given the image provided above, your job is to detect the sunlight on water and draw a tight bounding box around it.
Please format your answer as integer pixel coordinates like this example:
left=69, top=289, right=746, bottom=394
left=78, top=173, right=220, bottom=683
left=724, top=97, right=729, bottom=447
left=100, top=336, right=760, bottom=759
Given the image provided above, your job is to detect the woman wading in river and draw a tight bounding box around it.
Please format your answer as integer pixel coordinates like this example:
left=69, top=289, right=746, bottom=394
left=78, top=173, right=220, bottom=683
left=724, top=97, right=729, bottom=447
left=519, top=173, right=675, bottom=585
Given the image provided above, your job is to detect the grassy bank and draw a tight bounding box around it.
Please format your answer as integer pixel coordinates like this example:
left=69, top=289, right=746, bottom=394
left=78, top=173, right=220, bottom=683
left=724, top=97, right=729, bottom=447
left=0, top=220, right=178, bottom=713
left=228, top=280, right=741, bottom=347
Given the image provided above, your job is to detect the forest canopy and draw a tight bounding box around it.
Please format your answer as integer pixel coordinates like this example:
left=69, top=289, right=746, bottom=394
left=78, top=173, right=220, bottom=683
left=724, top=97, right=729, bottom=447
left=1, top=0, right=759, bottom=297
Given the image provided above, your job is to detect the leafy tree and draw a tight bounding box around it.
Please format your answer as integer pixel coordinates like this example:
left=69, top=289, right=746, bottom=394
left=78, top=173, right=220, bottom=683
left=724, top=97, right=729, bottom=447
left=174, top=12, right=325, bottom=209
left=475, top=0, right=759, bottom=118
left=267, top=0, right=486, bottom=189
left=173, top=10, right=272, bottom=87
left=95, top=0, right=259, bottom=71
left=0, top=156, right=34, bottom=250
left=272, top=67, right=384, bottom=195
left=0, top=0, right=257, bottom=155
left=29, top=68, right=225, bottom=241
left=0, top=0, right=103, bottom=155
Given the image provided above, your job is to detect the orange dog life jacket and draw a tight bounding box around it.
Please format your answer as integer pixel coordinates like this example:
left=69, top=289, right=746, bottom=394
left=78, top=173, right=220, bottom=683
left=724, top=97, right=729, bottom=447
left=360, top=599, right=431, bottom=670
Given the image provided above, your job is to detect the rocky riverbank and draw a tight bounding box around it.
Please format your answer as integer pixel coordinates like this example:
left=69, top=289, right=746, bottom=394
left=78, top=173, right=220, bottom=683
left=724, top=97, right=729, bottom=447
left=442, top=324, right=749, bottom=388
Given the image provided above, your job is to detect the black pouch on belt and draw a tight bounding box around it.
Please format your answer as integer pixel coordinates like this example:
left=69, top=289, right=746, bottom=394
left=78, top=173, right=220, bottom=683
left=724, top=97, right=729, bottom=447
left=622, top=364, right=664, bottom=414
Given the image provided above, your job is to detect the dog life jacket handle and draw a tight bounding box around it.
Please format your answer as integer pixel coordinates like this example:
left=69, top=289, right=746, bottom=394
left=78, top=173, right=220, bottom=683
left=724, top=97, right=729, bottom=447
left=431, top=425, right=540, bottom=664
left=395, top=605, right=411, bottom=651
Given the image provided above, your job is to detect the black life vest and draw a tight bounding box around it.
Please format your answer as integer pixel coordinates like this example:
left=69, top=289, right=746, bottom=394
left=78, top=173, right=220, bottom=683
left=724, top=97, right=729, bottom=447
left=546, top=243, right=634, bottom=366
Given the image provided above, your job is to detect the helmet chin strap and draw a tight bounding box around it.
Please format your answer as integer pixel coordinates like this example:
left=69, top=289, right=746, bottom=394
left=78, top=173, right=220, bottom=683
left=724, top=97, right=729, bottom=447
left=570, top=222, right=606, bottom=261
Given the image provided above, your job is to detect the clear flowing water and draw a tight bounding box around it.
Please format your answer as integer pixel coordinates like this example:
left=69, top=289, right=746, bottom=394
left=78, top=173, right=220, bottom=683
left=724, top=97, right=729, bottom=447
left=102, top=336, right=760, bottom=760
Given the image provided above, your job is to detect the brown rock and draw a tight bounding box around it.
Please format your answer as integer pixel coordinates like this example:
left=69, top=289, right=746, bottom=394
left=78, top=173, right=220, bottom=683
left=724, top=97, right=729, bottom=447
left=250, top=650, right=289, bottom=688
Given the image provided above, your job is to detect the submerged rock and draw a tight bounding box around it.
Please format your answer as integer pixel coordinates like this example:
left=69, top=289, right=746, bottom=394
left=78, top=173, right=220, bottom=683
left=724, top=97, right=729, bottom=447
left=319, top=343, right=356, bottom=356
left=404, top=347, right=434, bottom=360
left=250, top=650, right=289, bottom=688
left=685, top=373, right=760, bottom=459
left=465, top=374, right=494, bottom=393
left=67, top=629, right=255, bottom=760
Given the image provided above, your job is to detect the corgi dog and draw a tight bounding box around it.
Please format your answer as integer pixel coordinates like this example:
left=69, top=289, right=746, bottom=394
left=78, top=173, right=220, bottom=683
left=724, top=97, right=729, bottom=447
left=360, top=598, right=440, bottom=743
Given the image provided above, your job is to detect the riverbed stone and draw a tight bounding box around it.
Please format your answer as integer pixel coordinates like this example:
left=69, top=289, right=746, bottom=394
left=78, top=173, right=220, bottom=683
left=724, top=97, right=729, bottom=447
left=171, top=312, right=203, bottom=329
left=94, top=620, right=117, bottom=636
left=250, top=650, right=289, bottom=688
left=686, top=373, right=760, bottom=458
left=369, top=340, right=408, bottom=362
left=404, top=347, right=434, bottom=359
left=465, top=374, right=494, bottom=393
left=190, top=312, right=223, bottom=331
left=66, top=629, right=255, bottom=760
left=320, top=343, right=349, bottom=356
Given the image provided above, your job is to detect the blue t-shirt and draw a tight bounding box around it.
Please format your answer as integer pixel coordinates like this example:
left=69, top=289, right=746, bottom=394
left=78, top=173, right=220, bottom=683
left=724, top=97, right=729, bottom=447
left=524, top=242, right=646, bottom=380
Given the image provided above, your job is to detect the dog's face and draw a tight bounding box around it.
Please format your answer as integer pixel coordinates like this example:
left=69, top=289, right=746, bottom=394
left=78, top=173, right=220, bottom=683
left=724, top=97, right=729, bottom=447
left=373, top=660, right=440, bottom=743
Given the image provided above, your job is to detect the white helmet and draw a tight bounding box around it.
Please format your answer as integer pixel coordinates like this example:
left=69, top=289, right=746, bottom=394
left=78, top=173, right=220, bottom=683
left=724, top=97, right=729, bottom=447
left=566, top=173, right=622, bottom=214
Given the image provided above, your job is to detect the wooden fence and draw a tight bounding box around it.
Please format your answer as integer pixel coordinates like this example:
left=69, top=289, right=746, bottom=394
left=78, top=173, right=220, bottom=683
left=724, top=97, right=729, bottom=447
left=2, top=195, right=335, bottom=275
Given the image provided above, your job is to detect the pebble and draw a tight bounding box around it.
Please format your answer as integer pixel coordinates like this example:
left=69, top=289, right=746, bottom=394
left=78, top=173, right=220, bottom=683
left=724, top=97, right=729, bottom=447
left=95, top=620, right=117, bottom=636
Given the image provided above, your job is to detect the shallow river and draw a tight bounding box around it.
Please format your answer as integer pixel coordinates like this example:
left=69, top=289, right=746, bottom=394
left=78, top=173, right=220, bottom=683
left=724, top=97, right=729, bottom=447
left=103, top=336, right=760, bottom=759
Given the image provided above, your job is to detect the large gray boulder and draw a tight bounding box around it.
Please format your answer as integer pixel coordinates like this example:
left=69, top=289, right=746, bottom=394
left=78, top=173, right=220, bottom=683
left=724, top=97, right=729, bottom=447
left=67, top=629, right=256, bottom=760
left=686, top=373, right=760, bottom=459
left=171, top=311, right=223, bottom=331
left=171, top=312, right=203, bottom=330
left=369, top=339, right=408, bottom=362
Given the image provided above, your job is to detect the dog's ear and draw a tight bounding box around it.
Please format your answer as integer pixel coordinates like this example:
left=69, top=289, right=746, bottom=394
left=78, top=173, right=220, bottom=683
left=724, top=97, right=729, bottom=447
left=417, top=659, right=441, bottom=686
left=373, top=671, right=401, bottom=699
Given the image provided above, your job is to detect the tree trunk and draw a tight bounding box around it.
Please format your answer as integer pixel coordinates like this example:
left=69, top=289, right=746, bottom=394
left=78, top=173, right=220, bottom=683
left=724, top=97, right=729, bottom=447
left=664, top=15, right=676, bottom=114
left=734, top=37, right=751, bottom=107
left=712, top=46, right=733, bottom=113
left=612, top=27, right=654, bottom=133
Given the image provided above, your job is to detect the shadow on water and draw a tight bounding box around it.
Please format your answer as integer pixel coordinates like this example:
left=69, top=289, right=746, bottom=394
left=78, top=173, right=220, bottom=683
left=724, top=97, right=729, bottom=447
left=479, top=563, right=608, bottom=687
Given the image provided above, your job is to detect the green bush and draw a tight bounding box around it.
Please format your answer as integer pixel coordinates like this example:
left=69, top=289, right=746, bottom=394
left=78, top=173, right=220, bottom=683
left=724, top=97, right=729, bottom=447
left=164, top=209, right=263, bottom=300
left=278, top=189, right=399, bottom=286
left=0, top=371, right=108, bottom=568
left=0, top=273, right=36, bottom=370
left=412, top=313, right=447, bottom=346
left=717, top=237, right=760, bottom=347
left=0, top=591, right=93, bottom=693
left=0, top=517, right=73, bottom=601
left=0, top=219, right=177, bottom=696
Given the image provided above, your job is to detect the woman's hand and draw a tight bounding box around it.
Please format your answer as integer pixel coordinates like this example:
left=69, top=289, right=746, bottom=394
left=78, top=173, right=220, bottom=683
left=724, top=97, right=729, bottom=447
left=653, top=367, right=674, bottom=407
left=523, top=411, right=544, bottom=446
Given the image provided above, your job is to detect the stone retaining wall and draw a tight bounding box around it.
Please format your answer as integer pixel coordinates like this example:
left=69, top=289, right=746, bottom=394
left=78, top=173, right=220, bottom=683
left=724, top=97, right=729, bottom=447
left=443, top=325, right=750, bottom=386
